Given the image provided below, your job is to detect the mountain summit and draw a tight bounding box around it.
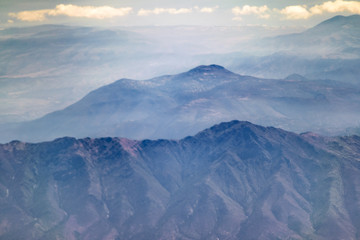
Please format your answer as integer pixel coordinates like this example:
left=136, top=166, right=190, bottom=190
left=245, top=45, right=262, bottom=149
left=174, top=64, right=239, bottom=82
left=186, top=64, right=229, bottom=74
left=311, top=14, right=360, bottom=31
left=1, top=121, right=360, bottom=239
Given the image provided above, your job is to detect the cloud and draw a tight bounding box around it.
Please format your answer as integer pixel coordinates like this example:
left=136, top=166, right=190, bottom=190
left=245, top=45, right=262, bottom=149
left=137, top=6, right=218, bottom=16
left=9, top=9, right=50, bottom=21
left=9, top=4, right=216, bottom=21
left=310, top=0, right=360, bottom=14
left=280, top=0, right=360, bottom=19
left=137, top=7, right=192, bottom=16
left=196, top=6, right=219, bottom=13
left=232, top=5, right=270, bottom=19
left=279, top=5, right=311, bottom=19
left=9, top=4, right=132, bottom=21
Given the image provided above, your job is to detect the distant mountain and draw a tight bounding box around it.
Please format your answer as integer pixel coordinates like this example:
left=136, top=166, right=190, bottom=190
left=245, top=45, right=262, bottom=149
left=306, top=14, right=360, bottom=44
left=0, top=24, right=146, bottom=77
left=1, top=64, right=360, bottom=143
left=263, top=14, right=360, bottom=58
left=0, top=24, right=152, bottom=123
left=1, top=16, right=359, bottom=123
left=228, top=15, right=360, bottom=81
left=229, top=53, right=360, bottom=82
left=0, top=23, right=292, bottom=124
left=1, top=120, right=360, bottom=239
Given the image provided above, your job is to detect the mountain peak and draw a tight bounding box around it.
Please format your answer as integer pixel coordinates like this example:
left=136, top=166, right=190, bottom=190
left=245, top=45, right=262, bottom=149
left=190, top=64, right=225, bottom=71
left=178, top=64, right=238, bottom=79
left=171, top=64, right=238, bottom=84
left=285, top=73, right=307, bottom=81
left=186, top=64, right=234, bottom=75
left=311, top=14, right=360, bottom=30
left=194, top=120, right=267, bottom=140
left=322, top=14, right=360, bottom=24
left=208, top=120, right=253, bottom=131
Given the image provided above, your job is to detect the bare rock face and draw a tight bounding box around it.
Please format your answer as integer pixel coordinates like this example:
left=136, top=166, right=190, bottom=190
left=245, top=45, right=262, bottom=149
left=1, top=120, right=360, bottom=239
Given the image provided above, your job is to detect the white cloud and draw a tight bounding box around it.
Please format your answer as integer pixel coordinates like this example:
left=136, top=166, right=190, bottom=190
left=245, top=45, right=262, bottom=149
left=138, top=6, right=218, bottom=16
left=9, top=4, right=132, bottom=22
left=138, top=7, right=192, bottom=16
left=280, top=0, right=360, bottom=19
left=7, top=19, right=14, bottom=24
left=310, top=0, right=360, bottom=14
left=199, top=6, right=219, bottom=13
left=9, top=9, right=50, bottom=22
left=49, top=4, right=132, bottom=19
left=232, top=5, right=270, bottom=19
left=9, top=4, right=217, bottom=22
left=280, top=5, right=311, bottom=19
left=232, top=1, right=360, bottom=21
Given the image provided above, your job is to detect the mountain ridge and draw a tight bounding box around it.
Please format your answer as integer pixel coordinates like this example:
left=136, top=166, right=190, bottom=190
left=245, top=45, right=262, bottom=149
left=1, top=64, right=360, bottom=143
left=1, top=120, right=360, bottom=239
left=310, top=14, right=360, bottom=31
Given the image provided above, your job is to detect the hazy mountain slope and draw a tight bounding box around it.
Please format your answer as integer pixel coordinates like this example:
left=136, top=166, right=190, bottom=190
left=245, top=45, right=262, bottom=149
left=229, top=54, right=360, bottom=82
left=1, top=15, right=359, bottom=123
left=262, top=14, right=360, bottom=58
left=0, top=24, right=151, bottom=123
left=1, top=121, right=360, bottom=239
left=229, top=14, right=360, bottom=81
left=0, top=23, right=298, bottom=124
left=1, top=64, right=360, bottom=143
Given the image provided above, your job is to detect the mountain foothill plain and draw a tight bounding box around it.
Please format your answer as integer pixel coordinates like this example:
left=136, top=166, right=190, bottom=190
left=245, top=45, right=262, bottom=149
left=0, top=15, right=360, bottom=240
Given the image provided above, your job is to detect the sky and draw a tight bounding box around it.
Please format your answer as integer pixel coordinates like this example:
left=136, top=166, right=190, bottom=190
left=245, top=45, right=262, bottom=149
left=1, top=0, right=360, bottom=28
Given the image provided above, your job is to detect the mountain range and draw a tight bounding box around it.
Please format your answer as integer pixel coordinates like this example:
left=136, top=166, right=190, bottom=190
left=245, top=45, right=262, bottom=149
left=1, top=11, right=360, bottom=240
left=1, top=64, right=360, bottom=143
left=1, top=15, right=359, bottom=124
left=0, top=23, right=287, bottom=123
left=1, top=120, right=360, bottom=239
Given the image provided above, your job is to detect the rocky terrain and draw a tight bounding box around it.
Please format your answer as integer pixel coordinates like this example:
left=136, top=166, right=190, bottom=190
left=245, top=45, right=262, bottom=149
left=1, top=120, right=360, bottom=239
